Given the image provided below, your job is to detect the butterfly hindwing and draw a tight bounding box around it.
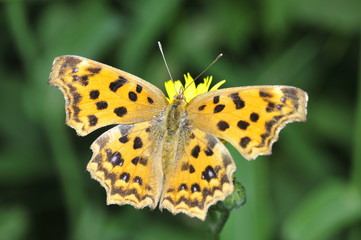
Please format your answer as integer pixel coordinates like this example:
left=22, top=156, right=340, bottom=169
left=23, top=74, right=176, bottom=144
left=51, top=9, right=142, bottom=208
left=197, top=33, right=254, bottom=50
left=49, top=55, right=168, bottom=136
left=87, top=121, right=164, bottom=209
left=160, top=128, right=236, bottom=220
left=187, top=86, right=308, bottom=160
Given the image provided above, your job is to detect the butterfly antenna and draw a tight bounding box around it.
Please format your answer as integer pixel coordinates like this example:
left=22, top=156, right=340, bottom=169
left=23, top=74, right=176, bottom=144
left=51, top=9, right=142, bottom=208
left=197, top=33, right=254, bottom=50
left=184, top=53, right=223, bottom=92
left=158, top=41, right=179, bottom=94
left=158, top=41, right=174, bottom=82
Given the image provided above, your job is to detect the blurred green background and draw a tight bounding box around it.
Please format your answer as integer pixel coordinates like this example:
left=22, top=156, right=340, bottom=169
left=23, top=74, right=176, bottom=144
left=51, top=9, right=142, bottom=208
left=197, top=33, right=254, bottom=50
left=1, top=0, right=361, bottom=239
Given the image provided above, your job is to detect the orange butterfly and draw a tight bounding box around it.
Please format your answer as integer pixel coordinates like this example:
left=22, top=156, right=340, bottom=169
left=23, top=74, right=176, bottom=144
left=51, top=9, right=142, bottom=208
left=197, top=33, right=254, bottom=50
left=49, top=55, right=307, bottom=220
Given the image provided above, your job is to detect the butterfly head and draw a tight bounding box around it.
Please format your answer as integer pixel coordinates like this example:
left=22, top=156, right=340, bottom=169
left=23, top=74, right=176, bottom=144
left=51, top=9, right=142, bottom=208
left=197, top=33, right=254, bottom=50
left=173, top=92, right=185, bottom=102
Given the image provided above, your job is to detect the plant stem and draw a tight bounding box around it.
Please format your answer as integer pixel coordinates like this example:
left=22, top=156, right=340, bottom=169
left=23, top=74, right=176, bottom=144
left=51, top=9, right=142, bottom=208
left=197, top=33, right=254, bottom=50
left=208, top=208, right=231, bottom=240
left=214, top=210, right=230, bottom=239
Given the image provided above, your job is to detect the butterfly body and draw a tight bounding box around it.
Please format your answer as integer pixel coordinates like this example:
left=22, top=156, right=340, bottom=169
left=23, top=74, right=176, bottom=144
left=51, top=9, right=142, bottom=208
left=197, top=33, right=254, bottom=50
left=49, top=55, right=308, bottom=220
left=161, top=95, right=188, bottom=175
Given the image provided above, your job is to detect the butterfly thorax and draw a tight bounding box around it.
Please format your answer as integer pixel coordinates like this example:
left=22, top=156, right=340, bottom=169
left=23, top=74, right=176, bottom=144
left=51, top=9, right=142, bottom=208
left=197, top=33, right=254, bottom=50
left=161, top=94, right=190, bottom=175
left=165, top=94, right=187, bottom=131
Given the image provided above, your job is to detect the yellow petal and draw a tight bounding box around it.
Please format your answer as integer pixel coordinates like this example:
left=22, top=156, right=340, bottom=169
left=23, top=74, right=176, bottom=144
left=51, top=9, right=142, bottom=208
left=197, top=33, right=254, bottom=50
left=209, top=79, right=226, bottom=91
left=165, top=73, right=226, bottom=103
left=165, top=80, right=176, bottom=102
left=205, top=76, right=213, bottom=91
left=183, top=73, right=196, bottom=102
left=196, top=76, right=213, bottom=95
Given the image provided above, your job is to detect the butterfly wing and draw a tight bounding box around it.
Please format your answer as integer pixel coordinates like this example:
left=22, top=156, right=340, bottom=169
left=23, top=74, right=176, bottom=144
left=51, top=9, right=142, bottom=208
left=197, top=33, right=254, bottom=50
left=49, top=55, right=168, bottom=136
left=187, top=86, right=308, bottom=160
left=50, top=55, right=168, bottom=209
left=160, top=128, right=235, bottom=220
left=87, top=121, right=164, bottom=209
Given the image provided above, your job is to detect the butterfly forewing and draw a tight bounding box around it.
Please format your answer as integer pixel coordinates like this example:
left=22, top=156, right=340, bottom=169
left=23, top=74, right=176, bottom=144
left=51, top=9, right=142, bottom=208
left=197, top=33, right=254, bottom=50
left=187, top=86, right=308, bottom=160
left=49, top=55, right=168, bottom=136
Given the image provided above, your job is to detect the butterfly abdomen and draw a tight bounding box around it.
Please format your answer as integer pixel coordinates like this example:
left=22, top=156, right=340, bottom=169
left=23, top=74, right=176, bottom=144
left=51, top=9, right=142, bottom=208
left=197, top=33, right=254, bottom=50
left=161, top=97, right=191, bottom=175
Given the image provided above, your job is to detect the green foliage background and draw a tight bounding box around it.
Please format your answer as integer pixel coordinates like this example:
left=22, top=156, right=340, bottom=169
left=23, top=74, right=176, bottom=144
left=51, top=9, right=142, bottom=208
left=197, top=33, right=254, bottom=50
left=1, top=0, right=360, bottom=239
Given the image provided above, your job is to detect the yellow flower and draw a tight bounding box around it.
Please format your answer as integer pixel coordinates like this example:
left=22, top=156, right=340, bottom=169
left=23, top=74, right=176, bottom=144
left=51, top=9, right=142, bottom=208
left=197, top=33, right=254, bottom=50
left=165, top=73, right=226, bottom=102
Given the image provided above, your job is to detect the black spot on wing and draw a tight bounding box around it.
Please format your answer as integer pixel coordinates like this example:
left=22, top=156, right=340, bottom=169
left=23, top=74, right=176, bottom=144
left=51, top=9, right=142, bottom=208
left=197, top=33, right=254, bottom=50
left=108, top=152, right=124, bottom=166
left=147, top=97, right=154, bottom=104
left=136, top=84, right=143, bottom=93
left=178, top=184, right=188, bottom=191
left=109, top=76, right=128, bottom=92
left=120, top=172, right=130, bottom=182
left=198, top=105, right=206, bottom=111
left=250, top=112, right=259, bottom=122
left=96, top=101, right=108, bottom=110
left=201, top=166, right=217, bottom=182
left=204, top=147, right=213, bottom=156
left=189, top=165, right=195, bottom=173
left=133, top=176, right=142, bottom=185
left=259, top=90, right=273, bottom=98
left=88, top=115, right=98, bottom=126
left=237, top=120, right=249, bottom=130
left=217, top=121, right=229, bottom=131
left=139, top=157, right=148, bottom=166
left=80, top=75, right=88, bottom=86
left=213, top=96, right=220, bottom=104
left=87, top=67, right=101, bottom=74
left=128, top=91, right=137, bottom=101
left=191, top=145, right=200, bottom=158
left=229, top=92, right=245, bottom=109
left=130, top=156, right=148, bottom=166
left=266, top=102, right=275, bottom=112
left=214, top=104, right=225, bottom=113
left=240, top=137, right=251, bottom=148
left=191, top=183, right=201, bottom=192
left=131, top=157, right=140, bottom=165
left=114, top=107, right=127, bottom=117
left=133, top=137, right=143, bottom=149
left=89, top=90, right=99, bottom=99
left=119, top=135, right=129, bottom=143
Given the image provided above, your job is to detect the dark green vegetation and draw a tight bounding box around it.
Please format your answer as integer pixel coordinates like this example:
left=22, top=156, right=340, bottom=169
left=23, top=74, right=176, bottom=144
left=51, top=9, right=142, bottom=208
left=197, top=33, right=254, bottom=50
left=1, top=0, right=360, bottom=239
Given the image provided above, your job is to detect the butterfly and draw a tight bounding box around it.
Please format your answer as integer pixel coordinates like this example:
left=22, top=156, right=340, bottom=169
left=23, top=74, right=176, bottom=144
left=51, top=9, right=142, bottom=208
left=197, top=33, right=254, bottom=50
left=49, top=55, right=308, bottom=220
